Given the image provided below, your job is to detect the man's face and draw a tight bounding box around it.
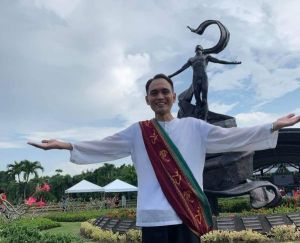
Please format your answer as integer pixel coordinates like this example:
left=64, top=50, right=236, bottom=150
left=145, top=78, right=176, bottom=117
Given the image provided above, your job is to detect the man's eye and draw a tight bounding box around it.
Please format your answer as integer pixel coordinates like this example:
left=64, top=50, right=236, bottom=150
left=150, top=91, right=158, bottom=96
left=162, top=90, right=170, bottom=94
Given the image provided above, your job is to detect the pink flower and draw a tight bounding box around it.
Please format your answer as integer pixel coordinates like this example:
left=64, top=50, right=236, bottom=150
left=36, top=199, right=46, bottom=207
left=25, top=197, right=37, bottom=206
left=40, top=183, right=51, bottom=192
left=0, top=194, right=7, bottom=200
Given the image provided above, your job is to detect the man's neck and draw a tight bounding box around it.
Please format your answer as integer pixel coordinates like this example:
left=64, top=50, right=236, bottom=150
left=155, top=114, right=174, bottom=122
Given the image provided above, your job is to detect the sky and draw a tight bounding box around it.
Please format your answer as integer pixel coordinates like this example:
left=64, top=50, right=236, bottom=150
left=0, top=0, right=300, bottom=177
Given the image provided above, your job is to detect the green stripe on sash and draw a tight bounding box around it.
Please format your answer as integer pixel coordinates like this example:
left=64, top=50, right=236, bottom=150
left=152, top=119, right=213, bottom=226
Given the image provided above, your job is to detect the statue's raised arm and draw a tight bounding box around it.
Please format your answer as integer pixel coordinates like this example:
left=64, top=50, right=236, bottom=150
left=169, top=61, right=191, bottom=78
left=208, top=55, right=241, bottom=65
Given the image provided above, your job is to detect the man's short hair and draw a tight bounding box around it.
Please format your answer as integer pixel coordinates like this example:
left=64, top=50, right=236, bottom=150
left=145, top=74, right=174, bottom=94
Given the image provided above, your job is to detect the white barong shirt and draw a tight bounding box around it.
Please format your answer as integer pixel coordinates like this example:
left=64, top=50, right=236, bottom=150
left=70, top=117, right=278, bottom=227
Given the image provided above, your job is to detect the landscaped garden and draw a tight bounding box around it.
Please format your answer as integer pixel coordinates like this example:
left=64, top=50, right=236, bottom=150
left=1, top=200, right=300, bottom=242
left=2, top=160, right=300, bottom=242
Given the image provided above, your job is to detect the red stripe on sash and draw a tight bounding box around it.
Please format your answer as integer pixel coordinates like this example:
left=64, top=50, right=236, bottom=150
left=139, top=120, right=212, bottom=236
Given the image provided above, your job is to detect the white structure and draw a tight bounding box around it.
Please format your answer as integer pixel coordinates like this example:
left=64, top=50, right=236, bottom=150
left=103, top=179, right=137, bottom=193
left=65, top=179, right=104, bottom=193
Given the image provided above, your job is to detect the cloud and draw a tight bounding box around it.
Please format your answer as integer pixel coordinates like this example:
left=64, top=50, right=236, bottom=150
left=236, top=109, right=300, bottom=128
left=235, top=112, right=277, bottom=127
left=0, top=141, right=23, bottom=149
left=272, top=0, right=300, bottom=51
left=1, top=1, right=300, bottom=175
left=209, top=101, right=238, bottom=114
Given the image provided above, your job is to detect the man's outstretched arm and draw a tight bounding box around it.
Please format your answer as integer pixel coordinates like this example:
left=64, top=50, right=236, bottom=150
left=205, top=113, right=300, bottom=154
left=28, top=139, right=73, bottom=150
left=27, top=124, right=134, bottom=164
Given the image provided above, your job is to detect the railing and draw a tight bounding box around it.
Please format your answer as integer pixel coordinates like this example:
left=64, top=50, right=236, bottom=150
left=26, top=199, right=137, bottom=214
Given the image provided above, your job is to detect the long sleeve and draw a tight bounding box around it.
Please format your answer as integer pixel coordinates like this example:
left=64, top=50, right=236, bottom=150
left=70, top=124, right=134, bottom=164
left=205, top=123, right=278, bottom=154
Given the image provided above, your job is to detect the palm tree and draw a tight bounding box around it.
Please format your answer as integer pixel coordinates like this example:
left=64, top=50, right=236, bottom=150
left=55, top=169, right=63, bottom=175
left=20, top=160, right=44, bottom=199
left=6, top=161, right=23, bottom=183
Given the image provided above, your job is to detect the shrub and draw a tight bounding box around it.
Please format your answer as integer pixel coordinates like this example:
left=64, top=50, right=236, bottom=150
left=0, top=224, right=83, bottom=243
left=41, top=232, right=84, bottom=243
left=5, top=217, right=60, bottom=230
left=270, top=224, right=300, bottom=241
left=0, top=225, right=41, bottom=243
left=218, top=197, right=251, bottom=213
left=44, top=210, right=101, bottom=222
left=200, top=230, right=270, bottom=243
left=126, top=229, right=142, bottom=242
left=80, top=221, right=141, bottom=242
left=45, top=208, right=136, bottom=222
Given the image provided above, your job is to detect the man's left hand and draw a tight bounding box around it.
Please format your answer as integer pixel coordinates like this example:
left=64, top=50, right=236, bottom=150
left=273, top=113, right=300, bottom=131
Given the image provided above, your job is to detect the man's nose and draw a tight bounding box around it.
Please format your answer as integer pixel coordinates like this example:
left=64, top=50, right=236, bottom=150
left=156, top=92, right=165, bottom=99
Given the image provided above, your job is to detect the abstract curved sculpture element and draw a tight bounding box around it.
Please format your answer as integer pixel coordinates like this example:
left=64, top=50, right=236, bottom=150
left=187, top=19, right=230, bottom=54
left=202, top=111, right=281, bottom=215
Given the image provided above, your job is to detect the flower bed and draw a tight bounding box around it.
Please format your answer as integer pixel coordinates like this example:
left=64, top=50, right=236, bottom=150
left=201, top=224, right=300, bottom=242
left=80, top=221, right=141, bottom=242
left=44, top=208, right=136, bottom=222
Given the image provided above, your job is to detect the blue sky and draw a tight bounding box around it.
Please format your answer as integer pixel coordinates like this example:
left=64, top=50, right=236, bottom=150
left=0, top=0, right=299, bottom=176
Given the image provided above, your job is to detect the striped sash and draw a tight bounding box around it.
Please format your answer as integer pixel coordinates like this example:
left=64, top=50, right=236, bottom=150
left=139, top=119, right=213, bottom=236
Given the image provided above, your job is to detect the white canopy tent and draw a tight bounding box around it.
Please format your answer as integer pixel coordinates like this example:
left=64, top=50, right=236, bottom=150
left=103, top=179, right=137, bottom=193
left=65, top=179, right=104, bottom=193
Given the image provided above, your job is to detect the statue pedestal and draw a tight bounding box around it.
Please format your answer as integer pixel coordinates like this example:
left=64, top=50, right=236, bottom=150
left=177, top=100, right=281, bottom=215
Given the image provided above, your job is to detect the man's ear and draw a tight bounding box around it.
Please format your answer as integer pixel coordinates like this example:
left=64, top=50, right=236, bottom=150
left=172, top=93, right=176, bottom=103
left=145, top=95, right=150, bottom=105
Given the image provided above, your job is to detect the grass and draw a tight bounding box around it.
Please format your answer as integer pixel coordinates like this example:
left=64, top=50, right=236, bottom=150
left=43, top=221, right=93, bottom=242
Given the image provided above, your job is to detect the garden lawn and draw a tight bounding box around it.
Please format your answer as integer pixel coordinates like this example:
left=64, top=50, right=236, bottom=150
left=43, top=222, right=92, bottom=242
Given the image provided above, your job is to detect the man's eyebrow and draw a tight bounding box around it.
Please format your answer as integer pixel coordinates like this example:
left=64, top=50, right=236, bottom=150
left=150, top=88, right=171, bottom=91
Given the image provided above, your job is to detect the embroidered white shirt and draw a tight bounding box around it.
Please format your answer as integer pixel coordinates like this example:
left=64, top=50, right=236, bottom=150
left=70, top=117, right=278, bottom=226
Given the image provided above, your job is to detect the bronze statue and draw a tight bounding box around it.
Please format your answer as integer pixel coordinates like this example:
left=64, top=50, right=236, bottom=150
left=169, top=20, right=241, bottom=120
left=169, top=44, right=241, bottom=119
left=169, top=20, right=282, bottom=215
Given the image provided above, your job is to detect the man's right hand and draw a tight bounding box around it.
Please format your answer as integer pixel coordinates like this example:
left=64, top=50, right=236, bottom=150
left=27, top=139, right=73, bottom=150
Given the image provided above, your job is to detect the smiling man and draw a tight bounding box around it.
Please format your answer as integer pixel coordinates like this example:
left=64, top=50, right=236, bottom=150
left=29, top=73, right=300, bottom=243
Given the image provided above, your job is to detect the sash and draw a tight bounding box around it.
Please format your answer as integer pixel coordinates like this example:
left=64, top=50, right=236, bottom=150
left=139, top=119, right=213, bottom=237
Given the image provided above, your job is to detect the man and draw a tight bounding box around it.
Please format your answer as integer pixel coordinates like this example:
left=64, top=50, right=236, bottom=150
left=29, top=74, right=300, bottom=243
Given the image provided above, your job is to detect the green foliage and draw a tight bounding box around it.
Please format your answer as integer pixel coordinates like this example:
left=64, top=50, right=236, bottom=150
left=32, top=190, right=56, bottom=202
left=41, top=232, right=84, bottom=243
left=200, top=230, right=270, bottom=242
left=45, top=210, right=102, bottom=222
left=218, top=197, right=250, bottom=213
left=270, top=224, right=300, bottom=241
left=0, top=225, right=41, bottom=243
left=0, top=225, right=83, bottom=243
left=1, top=162, right=137, bottom=203
left=105, top=208, right=136, bottom=219
left=237, top=205, right=300, bottom=216
left=5, top=217, right=60, bottom=230
left=44, top=208, right=136, bottom=222
left=80, top=221, right=141, bottom=242
left=280, top=196, right=300, bottom=208
left=48, top=174, right=73, bottom=201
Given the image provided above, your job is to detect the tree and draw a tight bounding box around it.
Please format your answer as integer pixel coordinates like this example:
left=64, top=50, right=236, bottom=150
left=117, top=164, right=137, bottom=186
left=6, top=161, right=23, bottom=183
left=95, top=163, right=117, bottom=186
left=21, top=160, right=44, bottom=199
left=55, top=169, right=63, bottom=175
